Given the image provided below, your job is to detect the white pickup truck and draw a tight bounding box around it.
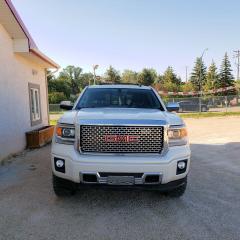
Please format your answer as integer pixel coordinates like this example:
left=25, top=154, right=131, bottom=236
left=51, top=85, right=190, bottom=197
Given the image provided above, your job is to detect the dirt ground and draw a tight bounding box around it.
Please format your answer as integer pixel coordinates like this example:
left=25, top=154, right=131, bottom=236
left=0, top=116, right=240, bottom=240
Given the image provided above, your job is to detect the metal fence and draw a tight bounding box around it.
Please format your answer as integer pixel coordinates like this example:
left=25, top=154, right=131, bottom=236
left=49, top=104, right=65, bottom=113
left=49, top=94, right=240, bottom=113
left=165, top=94, right=240, bottom=113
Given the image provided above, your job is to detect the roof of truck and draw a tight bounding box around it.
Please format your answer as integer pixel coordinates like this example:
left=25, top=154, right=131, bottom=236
left=88, top=84, right=151, bottom=90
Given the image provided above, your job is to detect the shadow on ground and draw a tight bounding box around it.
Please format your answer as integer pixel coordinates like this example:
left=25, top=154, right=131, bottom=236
left=0, top=143, right=240, bottom=240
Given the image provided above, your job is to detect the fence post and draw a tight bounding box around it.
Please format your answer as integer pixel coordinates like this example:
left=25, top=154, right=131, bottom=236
left=225, top=96, right=228, bottom=112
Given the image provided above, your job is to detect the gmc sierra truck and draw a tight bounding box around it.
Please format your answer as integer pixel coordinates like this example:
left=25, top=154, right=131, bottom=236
left=51, top=85, right=190, bottom=197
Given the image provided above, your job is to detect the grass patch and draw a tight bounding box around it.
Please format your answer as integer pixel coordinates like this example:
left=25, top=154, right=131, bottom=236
left=179, top=111, right=240, bottom=119
left=49, top=111, right=65, bottom=115
left=50, top=120, right=58, bottom=126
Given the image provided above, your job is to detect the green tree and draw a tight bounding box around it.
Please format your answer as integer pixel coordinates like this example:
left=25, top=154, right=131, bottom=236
left=161, top=66, right=181, bottom=91
left=48, top=92, right=67, bottom=104
left=190, top=57, right=207, bottom=91
left=48, top=78, right=71, bottom=98
left=235, top=79, right=240, bottom=93
left=81, top=73, right=94, bottom=88
left=59, top=66, right=83, bottom=95
left=218, top=53, right=234, bottom=88
left=204, top=61, right=218, bottom=92
left=181, top=82, right=195, bottom=92
left=104, top=66, right=121, bottom=83
left=122, top=70, right=138, bottom=84
left=47, top=70, right=55, bottom=83
left=137, top=68, right=157, bottom=86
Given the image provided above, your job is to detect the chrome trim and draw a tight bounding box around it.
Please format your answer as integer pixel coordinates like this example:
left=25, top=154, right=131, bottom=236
left=78, top=119, right=167, bottom=126
left=80, top=172, right=163, bottom=185
left=78, top=123, right=169, bottom=156
left=79, top=125, right=165, bottom=154
left=169, top=124, right=186, bottom=129
left=55, top=123, right=75, bottom=145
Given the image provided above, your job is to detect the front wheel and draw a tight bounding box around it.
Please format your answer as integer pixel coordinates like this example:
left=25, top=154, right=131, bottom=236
left=165, top=178, right=187, bottom=198
left=52, top=174, right=77, bottom=197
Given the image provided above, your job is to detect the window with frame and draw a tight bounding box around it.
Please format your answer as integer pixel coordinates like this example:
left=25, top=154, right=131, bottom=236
left=29, top=83, right=42, bottom=126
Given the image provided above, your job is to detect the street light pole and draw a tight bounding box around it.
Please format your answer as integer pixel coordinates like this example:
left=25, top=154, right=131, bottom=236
left=93, top=65, right=99, bottom=85
left=199, top=48, right=208, bottom=112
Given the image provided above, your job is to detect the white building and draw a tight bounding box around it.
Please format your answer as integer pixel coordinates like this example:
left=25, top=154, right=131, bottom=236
left=0, top=0, right=59, bottom=161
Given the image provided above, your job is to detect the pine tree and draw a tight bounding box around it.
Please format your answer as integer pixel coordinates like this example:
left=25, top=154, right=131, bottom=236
left=204, top=61, right=218, bottom=92
left=190, top=57, right=207, bottom=91
left=218, top=53, right=234, bottom=88
left=162, top=66, right=181, bottom=91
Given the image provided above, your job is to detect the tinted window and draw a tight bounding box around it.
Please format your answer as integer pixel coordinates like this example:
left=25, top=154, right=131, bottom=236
left=76, top=88, right=163, bottom=110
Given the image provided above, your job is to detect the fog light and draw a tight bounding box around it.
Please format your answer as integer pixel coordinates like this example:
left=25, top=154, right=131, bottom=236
left=177, top=161, right=186, bottom=170
left=56, top=160, right=64, bottom=168
left=54, top=158, right=65, bottom=173
left=176, top=160, right=188, bottom=175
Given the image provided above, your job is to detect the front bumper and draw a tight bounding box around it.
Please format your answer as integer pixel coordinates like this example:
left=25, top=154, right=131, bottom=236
left=76, top=177, right=187, bottom=191
left=51, top=143, right=191, bottom=185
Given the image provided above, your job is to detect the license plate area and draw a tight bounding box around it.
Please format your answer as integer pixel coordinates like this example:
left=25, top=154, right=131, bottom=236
left=107, top=176, right=135, bottom=185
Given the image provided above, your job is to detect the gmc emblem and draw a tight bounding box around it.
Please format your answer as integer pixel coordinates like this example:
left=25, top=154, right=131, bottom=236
left=104, top=135, right=140, bottom=143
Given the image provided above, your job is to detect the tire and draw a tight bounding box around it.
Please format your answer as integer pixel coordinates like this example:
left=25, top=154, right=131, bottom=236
left=52, top=174, right=77, bottom=197
left=165, top=178, right=187, bottom=198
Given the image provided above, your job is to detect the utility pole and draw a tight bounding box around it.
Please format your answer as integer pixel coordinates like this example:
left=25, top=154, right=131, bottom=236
left=233, top=50, right=240, bottom=80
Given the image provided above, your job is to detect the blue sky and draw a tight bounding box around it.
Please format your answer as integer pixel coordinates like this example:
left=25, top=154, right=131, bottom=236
left=12, top=0, right=240, bottom=80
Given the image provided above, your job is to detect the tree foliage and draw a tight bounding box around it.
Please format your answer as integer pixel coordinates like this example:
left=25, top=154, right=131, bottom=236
left=161, top=66, right=181, bottom=91
left=48, top=92, right=67, bottom=104
left=190, top=57, right=207, bottom=91
left=218, top=53, right=234, bottom=88
left=235, top=79, right=240, bottom=93
left=122, top=70, right=138, bottom=84
left=104, top=66, right=121, bottom=84
left=48, top=53, right=237, bottom=104
left=204, top=61, right=219, bottom=91
left=137, top=68, right=157, bottom=86
left=59, top=66, right=83, bottom=94
left=181, top=82, right=195, bottom=92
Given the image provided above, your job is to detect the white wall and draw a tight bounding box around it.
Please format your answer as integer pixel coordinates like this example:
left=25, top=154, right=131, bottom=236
left=0, top=24, right=49, bottom=161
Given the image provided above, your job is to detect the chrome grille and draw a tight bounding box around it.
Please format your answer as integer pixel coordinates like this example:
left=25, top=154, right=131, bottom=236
left=80, top=125, right=164, bottom=154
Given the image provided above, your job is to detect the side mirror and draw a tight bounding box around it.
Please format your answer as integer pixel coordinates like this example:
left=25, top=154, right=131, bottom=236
left=166, top=102, right=180, bottom=112
left=60, top=101, right=73, bottom=110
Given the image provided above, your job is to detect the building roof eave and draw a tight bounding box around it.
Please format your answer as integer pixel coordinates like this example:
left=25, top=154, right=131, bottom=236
left=3, top=0, right=60, bottom=69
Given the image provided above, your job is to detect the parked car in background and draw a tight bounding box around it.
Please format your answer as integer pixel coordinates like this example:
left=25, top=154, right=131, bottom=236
left=178, top=101, right=208, bottom=112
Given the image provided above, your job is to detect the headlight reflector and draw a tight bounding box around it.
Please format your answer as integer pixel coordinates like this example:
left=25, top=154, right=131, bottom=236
left=168, top=126, right=188, bottom=147
left=56, top=124, right=75, bottom=144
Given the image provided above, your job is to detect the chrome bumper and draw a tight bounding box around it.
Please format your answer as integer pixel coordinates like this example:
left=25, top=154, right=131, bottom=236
left=80, top=172, right=163, bottom=185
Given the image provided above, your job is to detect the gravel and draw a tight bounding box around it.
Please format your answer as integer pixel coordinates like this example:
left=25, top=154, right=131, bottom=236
left=0, top=117, right=240, bottom=240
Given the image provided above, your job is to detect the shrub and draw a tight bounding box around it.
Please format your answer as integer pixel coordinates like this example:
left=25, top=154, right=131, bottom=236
left=48, top=92, right=67, bottom=104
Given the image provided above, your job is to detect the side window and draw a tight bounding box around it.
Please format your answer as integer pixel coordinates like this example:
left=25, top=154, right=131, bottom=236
left=29, top=83, right=42, bottom=126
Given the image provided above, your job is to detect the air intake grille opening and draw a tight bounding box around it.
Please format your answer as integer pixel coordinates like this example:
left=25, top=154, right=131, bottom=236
left=80, top=125, right=164, bottom=154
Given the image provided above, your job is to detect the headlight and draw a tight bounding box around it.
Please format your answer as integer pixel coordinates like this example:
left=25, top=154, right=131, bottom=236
left=56, top=124, right=75, bottom=144
left=168, top=126, right=188, bottom=147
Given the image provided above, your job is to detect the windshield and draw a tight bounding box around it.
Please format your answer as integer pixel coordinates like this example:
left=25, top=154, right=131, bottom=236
left=76, top=88, right=163, bottom=110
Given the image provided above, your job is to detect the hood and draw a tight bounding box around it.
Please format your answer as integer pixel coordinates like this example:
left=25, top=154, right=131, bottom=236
left=58, top=108, right=184, bottom=126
